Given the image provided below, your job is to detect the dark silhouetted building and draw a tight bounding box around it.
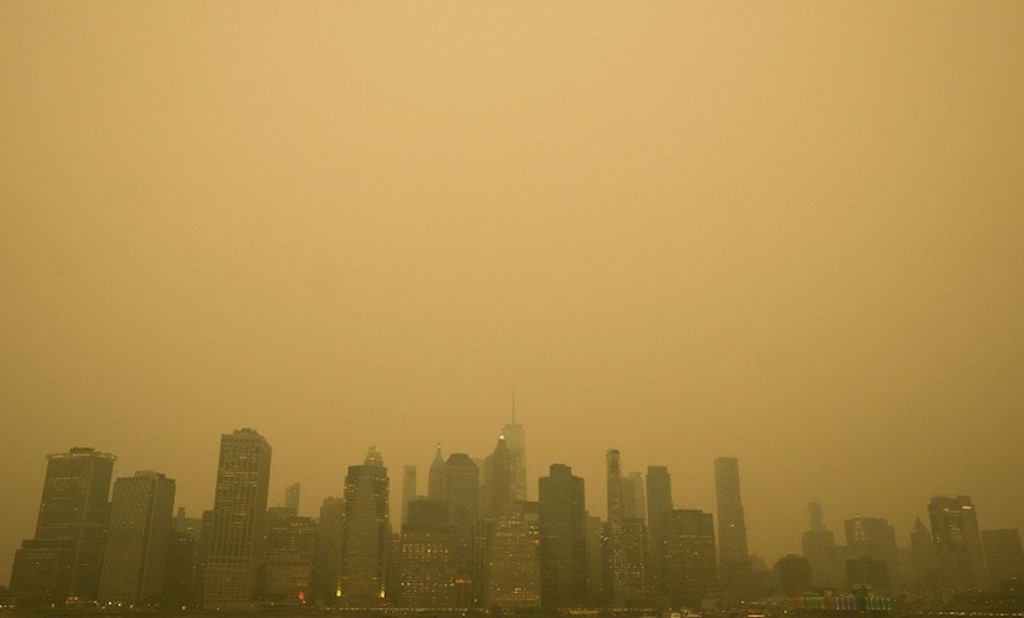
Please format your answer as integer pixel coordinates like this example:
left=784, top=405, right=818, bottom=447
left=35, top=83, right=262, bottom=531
left=401, top=465, right=416, bottom=526
left=844, top=517, right=898, bottom=587
left=428, top=444, right=444, bottom=500
left=929, top=495, right=986, bottom=592
left=98, top=471, right=176, bottom=605
left=663, top=509, right=716, bottom=608
left=312, top=497, right=344, bottom=605
left=909, top=517, right=937, bottom=590
left=341, top=447, right=390, bottom=606
left=399, top=500, right=454, bottom=607
left=203, top=429, right=272, bottom=609
left=442, top=453, right=479, bottom=605
left=9, top=447, right=116, bottom=606
left=502, top=417, right=528, bottom=502
left=483, top=435, right=517, bottom=521
left=982, top=529, right=1024, bottom=591
left=802, top=503, right=843, bottom=589
left=284, top=483, right=300, bottom=516
left=646, top=465, right=673, bottom=600
left=163, top=508, right=202, bottom=609
left=846, top=556, right=890, bottom=591
left=715, top=457, right=750, bottom=598
left=774, top=554, right=813, bottom=596
left=539, top=464, right=587, bottom=609
left=261, top=509, right=317, bottom=604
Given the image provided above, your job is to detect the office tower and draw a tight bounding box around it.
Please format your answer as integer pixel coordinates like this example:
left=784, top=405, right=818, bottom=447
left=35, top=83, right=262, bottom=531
left=399, top=500, right=455, bottom=607
left=163, top=508, right=202, bottom=609
left=341, top=447, right=390, bottom=606
left=909, top=517, right=937, bottom=590
left=401, top=465, right=416, bottom=526
left=714, top=457, right=749, bottom=567
left=774, top=554, right=813, bottom=596
left=802, top=503, right=843, bottom=589
left=646, top=465, right=673, bottom=598
left=428, top=444, right=444, bottom=500
left=203, top=429, right=272, bottom=609
left=485, top=501, right=541, bottom=608
left=844, top=517, right=899, bottom=586
left=9, top=447, right=116, bottom=606
left=622, top=472, right=647, bottom=523
left=441, top=453, right=480, bottom=605
left=483, top=435, right=517, bottom=520
left=928, top=495, right=986, bottom=592
left=662, top=509, right=717, bottom=608
left=538, top=464, right=587, bottom=609
left=605, top=449, right=625, bottom=604
left=621, top=517, right=648, bottom=601
left=261, top=509, right=317, bottom=604
left=284, top=483, right=301, bottom=516
left=503, top=392, right=527, bottom=501
left=982, top=529, right=1024, bottom=590
left=585, top=514, right=606, bottom=605
left=846, top=556, right=890, bottom=591
left=98, top=471, right=176, bottom=605
left=312, top=497, right=344, bottom=605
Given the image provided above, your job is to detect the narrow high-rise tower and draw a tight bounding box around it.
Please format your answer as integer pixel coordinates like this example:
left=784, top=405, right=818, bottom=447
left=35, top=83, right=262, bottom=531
left=341, top=447, right=390, bottom=606
left=98, top=471, right=176, bottom=605
left=502, top=387, right=527, bottom=501
left=203, top=429, right=272, bottom=609
left=714, top=457, right=749, bottom=567
left=646, top=465, right=673, bottom=596
left=401, top=465, right=417, bottom=526
left=539, top=464, right=587, bottom=609
left=9, top=447, right=116, bottom=605
left=929, top=495, right=986, bottom=592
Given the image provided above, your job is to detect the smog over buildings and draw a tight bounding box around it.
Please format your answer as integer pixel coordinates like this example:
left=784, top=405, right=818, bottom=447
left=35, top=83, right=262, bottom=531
left=1, top=1, right=1023, bottom=612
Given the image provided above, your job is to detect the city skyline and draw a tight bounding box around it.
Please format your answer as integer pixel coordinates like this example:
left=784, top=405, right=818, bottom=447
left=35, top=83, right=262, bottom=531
left=4, top=421, right=1022, bottom=589
left=3, top=0, right=1023, bottom=593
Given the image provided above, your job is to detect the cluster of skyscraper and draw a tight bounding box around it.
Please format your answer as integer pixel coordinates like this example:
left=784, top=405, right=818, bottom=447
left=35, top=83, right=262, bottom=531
left=6, top=424, right=1023, bottom=611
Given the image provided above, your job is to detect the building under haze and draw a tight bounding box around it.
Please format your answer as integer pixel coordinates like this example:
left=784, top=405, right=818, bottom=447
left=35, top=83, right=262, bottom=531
left=802, top=503, right=844, bottom=589
left=97, top=471, right=176, bottom=606
left=441, top=453, right=480, bottom=605
left=401, top=465, right=416, bottom=526
left=928, top=495, right=986, bottom=592
left=398, top=499, right=454, bottom=607
left=714, top=457, right=750, bottom=597
left=484, top=500, right=541, bottom=608
left=538, top=464, right=588, bottom=609
left=9, top=447, right=116, bottom=606
left=340, top=447, right=390, bottom=606
left=982, top=529, right=1024, bottom=591
left=646, top=465, right=673, bottom=600
left=203, top=429, right=272, bottom=609
left=162, top=508, right=203, bottom=609
left=312, top=497, right=344, bottom=605
left=284, top=482, right=300, bottom=516
left=663, top=509, right=716, bottom=608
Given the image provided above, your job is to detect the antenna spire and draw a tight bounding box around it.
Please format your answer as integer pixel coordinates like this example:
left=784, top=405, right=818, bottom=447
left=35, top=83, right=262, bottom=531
left=512, top=382, right=517, bottom=425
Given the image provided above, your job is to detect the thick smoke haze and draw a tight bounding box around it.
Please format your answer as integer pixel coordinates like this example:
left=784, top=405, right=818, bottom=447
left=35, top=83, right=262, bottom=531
left=2, top=2, right=1023, bottom=585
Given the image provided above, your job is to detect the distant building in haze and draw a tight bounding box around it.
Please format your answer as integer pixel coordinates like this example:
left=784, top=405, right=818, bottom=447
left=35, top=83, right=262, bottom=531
left=483, top=435, right=517, bottom=520
left=538, top=464, right=587, bottom=609
left=646, top=465, right=673, bottom=600
left=715, top=457, right=750, bottom=598
left=909, top=517, right=937, bottom=590
left=502, top=392, right=527, bottom=501
left=428, top=444, right=444, bottom=500
left=9, top=447, right=116, bottom=606
left=162, top=508, right=203, bottom=609
left=928, top=495, right=986, bottom=592
left=98, top=471, right=176, bottom=605
left=663, top=509, right=716, bottom=608
left=203, top=429, right=272, bottom=609
left=484, top=501, right=541, bottom=608
left=284, top=483, right=301, bottom=516
left=605, top=449, right=628, bottom=605
left=802, top=503, right=844, bottom=589
left=441, top=453, right=480, bottom=605
left=844, top=517, right=898, bottom=587
left=341, top=447, right=390, bottom=606
left=398, top=500, right=454, bottom=607
left=982, top=529, right=1024, bottom=590
left=261, top=509, right=317, bottom=604
left=401, top=465, right=417, bottom=526
left=774, top=554, right=813, bottom=596
left=312, top=497, right=344, bottom=605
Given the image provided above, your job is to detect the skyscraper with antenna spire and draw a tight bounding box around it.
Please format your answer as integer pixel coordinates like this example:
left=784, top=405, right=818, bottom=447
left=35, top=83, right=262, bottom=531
left=501, top=384, right=527, bottom=501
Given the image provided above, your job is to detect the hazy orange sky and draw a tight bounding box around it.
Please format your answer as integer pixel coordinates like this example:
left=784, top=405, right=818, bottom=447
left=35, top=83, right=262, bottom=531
left=2, top=2, right=1023, bottom=584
